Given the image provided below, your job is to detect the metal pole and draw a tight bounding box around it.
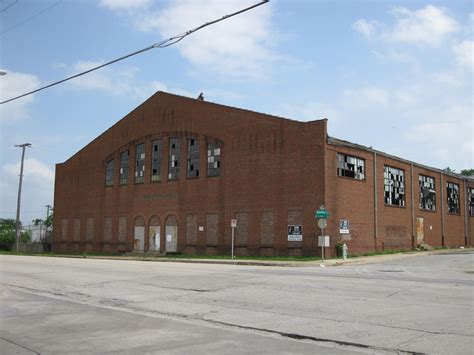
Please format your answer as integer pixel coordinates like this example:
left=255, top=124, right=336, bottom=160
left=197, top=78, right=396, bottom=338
left=45, top=204, right=52, bottom=252
left=231, top=226, right=235, bottom=261
left=321, top=226, right=325, bottom=263
left=14, top=143, right=32, bottom=252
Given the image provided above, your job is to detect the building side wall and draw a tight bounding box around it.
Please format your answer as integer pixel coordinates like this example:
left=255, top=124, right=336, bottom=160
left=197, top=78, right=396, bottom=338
left=324, top=142, right=470, bottom=255
left=53, top=93, right=327, bottom=256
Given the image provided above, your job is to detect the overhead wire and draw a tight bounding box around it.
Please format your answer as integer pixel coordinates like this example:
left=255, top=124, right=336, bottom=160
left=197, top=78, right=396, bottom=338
left=1, top=0, right=63, bottom=36
left=0, top=0, right=269, bottom=105
left=0, top=0, right=18, bottom=13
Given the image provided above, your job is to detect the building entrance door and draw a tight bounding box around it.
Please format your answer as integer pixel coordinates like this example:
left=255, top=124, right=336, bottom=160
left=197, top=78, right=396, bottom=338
left=165, top=215, right=178, bottom=253
left=148, top=216, right=161, bottom=252
left=416, top=217, right=424, bottom=245
left=134, top=216, right=145, bottom=252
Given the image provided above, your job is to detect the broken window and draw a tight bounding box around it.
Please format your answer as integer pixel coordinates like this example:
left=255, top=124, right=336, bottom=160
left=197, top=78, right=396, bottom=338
left=135, top=143, right=145, bottom=183
left=337, top=153, right=365, bottom=180
left=447, top=182, right=460, bottom=214
left=119, top=150, right=129, bottom=185
left=105, top=159, right=114, bottom=186
left=469, top=187, right=474, bottom=216
left=419, top=175, right=436, bottom=211
left=187, top=138, right=199, bottom=178
left=384, top=166, right=405, bottom=207
left=207, top=143, right=221, bottom=177
left=151, top=139, right=162, bottom=182
left=168, top=138, right=180, bottom=180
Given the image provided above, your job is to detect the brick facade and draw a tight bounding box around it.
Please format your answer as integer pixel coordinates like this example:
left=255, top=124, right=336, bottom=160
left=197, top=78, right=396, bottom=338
left=53, top=92, right=473, bottom=256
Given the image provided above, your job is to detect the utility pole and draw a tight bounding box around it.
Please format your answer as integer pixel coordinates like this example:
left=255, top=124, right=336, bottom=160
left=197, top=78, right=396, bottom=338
left=14, top=143, right=31, bottom=252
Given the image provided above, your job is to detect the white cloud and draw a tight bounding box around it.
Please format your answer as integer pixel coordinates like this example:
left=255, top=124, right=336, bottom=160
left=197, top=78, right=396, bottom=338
left=99, top=0, right=151, bottom=11
left=389, top=5, right=458, bottom=46
left=352, top=19, right=380, bottom=38
left=134, top=0, right=276, bottom=78
left=343, top=87, right=389, bottom=108
left=405, top=105, right=473, bottom=166
left=3, top=158, right=54, bottom=183
left=0, top=70, right=40, bottom=124
left=453, top=40, right=474, bottom=71
left=66, top=61, right=171, bottom=100
left=354, top=5, right=459, bottom=46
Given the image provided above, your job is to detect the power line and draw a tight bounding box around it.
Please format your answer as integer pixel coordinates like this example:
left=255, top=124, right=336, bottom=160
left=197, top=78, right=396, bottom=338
left=1, top=0, right=62, bottom=36
left=0, top=0, right=18, bottom=13
left=0, top=0, right=269, bottom=105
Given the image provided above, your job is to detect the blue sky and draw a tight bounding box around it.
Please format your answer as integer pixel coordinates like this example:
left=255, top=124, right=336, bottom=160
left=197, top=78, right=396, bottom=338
left=0, top=0, right=472, bottom=224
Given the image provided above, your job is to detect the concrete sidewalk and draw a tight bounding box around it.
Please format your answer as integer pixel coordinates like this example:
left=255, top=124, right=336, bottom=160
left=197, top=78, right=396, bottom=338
left=45, top=247, right=472, bottom=267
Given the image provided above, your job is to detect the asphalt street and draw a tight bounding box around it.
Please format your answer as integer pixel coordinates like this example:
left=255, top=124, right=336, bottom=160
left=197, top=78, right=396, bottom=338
left=1, top=251, right=473, bottom=354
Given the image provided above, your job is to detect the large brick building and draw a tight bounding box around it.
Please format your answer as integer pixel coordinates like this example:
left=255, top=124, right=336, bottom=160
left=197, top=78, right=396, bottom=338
left=53, top=92, right=474, bottom=256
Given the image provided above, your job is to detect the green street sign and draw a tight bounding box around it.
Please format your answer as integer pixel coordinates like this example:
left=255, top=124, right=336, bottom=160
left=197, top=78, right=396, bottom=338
left=315, top=210, right=329, bottom=219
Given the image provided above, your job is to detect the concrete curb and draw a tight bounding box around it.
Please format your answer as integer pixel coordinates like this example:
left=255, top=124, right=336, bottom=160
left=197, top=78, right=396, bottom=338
left=15, top=247, right=472, bottom=267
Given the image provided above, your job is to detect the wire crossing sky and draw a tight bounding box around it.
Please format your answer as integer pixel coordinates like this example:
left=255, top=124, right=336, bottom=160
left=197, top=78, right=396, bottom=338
left=0, top=0, right=269, bottom=105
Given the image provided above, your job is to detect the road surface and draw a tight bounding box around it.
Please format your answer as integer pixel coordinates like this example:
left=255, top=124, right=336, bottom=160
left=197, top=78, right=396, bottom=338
left=1, top=251, right=473, bottom=354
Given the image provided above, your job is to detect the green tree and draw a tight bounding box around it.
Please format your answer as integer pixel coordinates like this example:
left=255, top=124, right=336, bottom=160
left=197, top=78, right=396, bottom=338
left=443, top=167, right=455, bottom=173
left=460, top=169, right=474, bottom=177
left=44, top=213, right=53, bottom=229
left=0, top=219, right=31, bottom=247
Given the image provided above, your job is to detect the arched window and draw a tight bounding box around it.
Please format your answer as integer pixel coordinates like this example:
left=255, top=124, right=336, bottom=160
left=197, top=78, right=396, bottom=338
left=148, top=216, right=161, bottom=251
left=133, top=216, right=145, bottom=251
left=165, top=215, right=178, bottom=252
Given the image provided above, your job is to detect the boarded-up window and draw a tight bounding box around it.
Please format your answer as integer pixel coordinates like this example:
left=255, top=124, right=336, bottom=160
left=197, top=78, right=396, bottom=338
left=287, top=210, right=303, bottom=247
left=61, top=218, right=68, bottom=241
left=103, top=217, right=112, bottom=242
left=86, top=218, right=94, bottom=241
left=73, top=218, right=81, bottom=241
left=235, top=213, right=248, bottom=246
left=118, top=216, right=127, bottom=242
left=149, top=215, right=161, bottom=251
left=206, top=214, right=219, bottom=246
left=133, top=216, right=145, bottom=251
left=186, top=214, right=197, bottom=245
left=260, top=211, right=275, bottom=247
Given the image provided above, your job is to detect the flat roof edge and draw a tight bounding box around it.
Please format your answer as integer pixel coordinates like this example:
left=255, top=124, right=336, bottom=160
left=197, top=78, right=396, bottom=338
left=327, top=136, right=474, bottom=182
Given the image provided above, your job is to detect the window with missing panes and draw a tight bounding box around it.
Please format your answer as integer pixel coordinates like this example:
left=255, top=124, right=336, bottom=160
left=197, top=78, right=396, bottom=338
left=207, top=143, right=220, bottom=177
left=187, top=138, right=199, bottom=178
left=337, top=153, right=365, bottom=180
left=105, top=159, right=114, bottom=186
left=419, top=175, right=436, bottom=211
left=168, top=138, right=180, bottom=180
left=119, top=150, right=129, bottom=185
left=135, top=143, right=145, bottom=183
left=151, top=139, right=162, bottom=182
left=384, top=166, right=405, bottom=207
left=447, top=182, right=460, bottom=214
left=469, top=187, right=474, bottom=216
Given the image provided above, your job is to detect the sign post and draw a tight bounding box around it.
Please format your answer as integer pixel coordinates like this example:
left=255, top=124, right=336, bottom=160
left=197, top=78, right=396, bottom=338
left=231, top=219, right=237, bottom=261
left=315, top=204, right=329, bottom=266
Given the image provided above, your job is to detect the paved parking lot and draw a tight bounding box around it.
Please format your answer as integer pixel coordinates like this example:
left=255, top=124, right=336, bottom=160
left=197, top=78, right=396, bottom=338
left=1, top=251, right=473, bottom=354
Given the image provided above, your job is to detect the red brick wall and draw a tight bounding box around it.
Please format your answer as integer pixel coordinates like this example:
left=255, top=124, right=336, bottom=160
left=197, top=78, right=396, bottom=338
left=53, top=92, right=327, bottom=255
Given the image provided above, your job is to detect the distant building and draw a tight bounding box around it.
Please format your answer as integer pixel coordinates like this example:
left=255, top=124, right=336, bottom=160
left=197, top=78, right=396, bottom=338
left=53, top=92, right=474, bottom=256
